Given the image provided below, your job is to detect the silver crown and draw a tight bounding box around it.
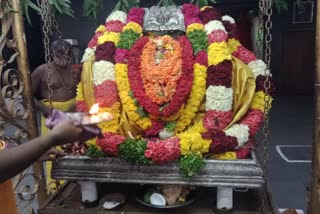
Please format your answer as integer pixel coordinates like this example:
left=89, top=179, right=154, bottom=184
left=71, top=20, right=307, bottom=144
left=143, top=6, right=185, bottom=32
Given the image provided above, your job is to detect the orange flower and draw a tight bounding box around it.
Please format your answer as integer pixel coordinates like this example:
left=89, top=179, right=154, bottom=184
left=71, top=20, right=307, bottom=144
left=140, top=36, right=183, bottom=105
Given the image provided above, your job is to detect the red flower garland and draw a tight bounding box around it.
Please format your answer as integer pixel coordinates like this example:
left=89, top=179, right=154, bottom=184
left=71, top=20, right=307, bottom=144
left=88, top=32, right=103, bottom=48
left=195, top=50, right=208, bottom=66
left=208, top=30, right=228, bottom=43
left=105, top=20, right=125, bottom=33
left=202, top=130, right=238, bottom=154
left=94, top=80, right=119, bottom=108
left=95, top=42, right=116, bottom=63
left=222, top=21, right=239, bottom=40
left=128, top=36, right=194, bottom=118
left=232, top=45, right=257, bottom=64
left=199, top=7, right=221, bottom=24
left=76, top=100, right=89, bottom=112
left=145, top=138, right=180, bottom=164
left=240, top=109, right=264, bottom=136
left=115, top=48, right=129, bottom=63
left=203, top=110, right=233, bottom=130
left=206, top=60, right=233, bottom=88
left=97, top=132, right=126, bottom=156
left=145, top=120, right=165, bottom=137
left=255, top=75, right=276, bottom=96
left=127, top=8, right=145, bottom=26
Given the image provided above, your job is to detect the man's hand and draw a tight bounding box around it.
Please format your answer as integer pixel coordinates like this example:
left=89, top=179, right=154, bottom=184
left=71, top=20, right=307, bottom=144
left=38, top=148, right=65, bottom=162
left=49, top=120, right=97, bottom=146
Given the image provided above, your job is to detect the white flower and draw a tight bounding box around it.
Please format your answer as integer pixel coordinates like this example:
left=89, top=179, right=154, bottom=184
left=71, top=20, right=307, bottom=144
left=248, top=59, right=270, bottom=78
left=222, top=15, right=235, bottom=24
left=93, top=61, right=115, bottom=85
left=206, top=86, right=233, bottom=111
left=205, top=20, right=227, bottom=35
left=106, top=11, right=127, bottom=24
left=81, top=48, right=95, bottom=63
left=225, top=124, right=250, bottom=147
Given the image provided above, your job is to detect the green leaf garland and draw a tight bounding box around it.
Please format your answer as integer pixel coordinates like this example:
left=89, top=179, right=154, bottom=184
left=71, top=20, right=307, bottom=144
left=118, top=139, right=151, bottom=165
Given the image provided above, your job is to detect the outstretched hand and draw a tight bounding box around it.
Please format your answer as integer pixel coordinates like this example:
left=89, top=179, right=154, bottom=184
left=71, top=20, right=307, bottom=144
left=49, top=120, right=98, bottom=146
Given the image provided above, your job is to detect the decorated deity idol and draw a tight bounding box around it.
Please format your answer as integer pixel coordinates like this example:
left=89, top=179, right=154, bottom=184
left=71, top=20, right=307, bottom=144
left=77, top=4, right=274, bottom=178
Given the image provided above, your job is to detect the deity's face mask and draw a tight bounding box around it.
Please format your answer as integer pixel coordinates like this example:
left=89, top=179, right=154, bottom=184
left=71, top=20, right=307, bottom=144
left=52, top=48, right=72, bottom=68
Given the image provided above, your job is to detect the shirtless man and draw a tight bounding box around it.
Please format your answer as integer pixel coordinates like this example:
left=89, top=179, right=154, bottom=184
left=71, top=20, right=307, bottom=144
left=31, top=40, right=80, bottom=119
left=31, top=40, right=81, bottom=191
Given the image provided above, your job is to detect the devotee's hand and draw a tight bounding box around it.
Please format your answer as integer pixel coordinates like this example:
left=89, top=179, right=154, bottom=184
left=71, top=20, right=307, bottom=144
left=50, top=120, right=96, bottom=146
left=38, top=147, right=65, bottom=162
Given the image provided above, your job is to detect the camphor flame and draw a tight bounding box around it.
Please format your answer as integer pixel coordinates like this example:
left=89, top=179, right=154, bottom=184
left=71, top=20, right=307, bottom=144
left=89, top=103, right=100, bottom=115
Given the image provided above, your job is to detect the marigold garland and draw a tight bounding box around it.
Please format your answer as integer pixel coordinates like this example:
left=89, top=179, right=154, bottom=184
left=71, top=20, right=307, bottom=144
left=175, top=63, right=207, bottom=132
left=98, top=32, right=120, bottom=45
left=115, top=63, right=152, bottom=130
left=208, top=42, right=232, bottom=66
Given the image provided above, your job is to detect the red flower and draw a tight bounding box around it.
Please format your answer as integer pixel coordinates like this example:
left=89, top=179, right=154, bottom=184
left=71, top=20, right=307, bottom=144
left=182, top=3, right=200, bottom=18
left=105, top=20, right=124, bottom=33
left=203, top=110, right=233, bottom=130
left=199, top=7, right=221, bottom=24
left=208, top=30, right=228, bottom=43
left=202, top=130, right=237, bottom=154
left=240, top=109, right=264, bottom=136
left=94, top=80, right=119, bottom=108
left=145, top=138, right=180, bottom=164
left=184, top=17, right=202, bottom=27
left=232, top=45, right=257, bottom=64
left=76, top=100, right=89, bottom=112
left=222, top=21, right=239, bottom=40
left=255, top=75, right=276, bottom=96
left=95, top=42, right=116, bottom=62
left=115, top=48, right=129, bottom=64
left=127, top=8, right=145, bottom=26
left=235, top=139, right=256, bottom=159
left=88, top=32, right=103, bottom=48
left=195, top=50, right=208, bottom=66
left=145, top=120, right=165, bottom=137
left=97, top=132, right=125, bottom=156
left=206, top=60, right=233, bottom=87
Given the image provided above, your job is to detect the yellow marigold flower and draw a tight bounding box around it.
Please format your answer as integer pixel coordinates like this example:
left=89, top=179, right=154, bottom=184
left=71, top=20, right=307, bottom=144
left=227, top=38, right=241, bottom=53
left=211, top=152, right=237, bottom=160
left=97, top=103, right=121, bottom=133
left=95, top=25, right=106, bottom=33
left=175, top=63, right=207, bottom=132
left=251, top=91, right=273, bottom=112
left=115, top=63, right=152, bottom=130
left=123, top=22, right=143, bottom=34
left=186, top=23, right=204, bottom=34
left=86, top=138, right=97, bottom=146
left=98, top=32, right=120, bottom=45
left=76, top=83, right=84, bottom=101
left=177, top=122, right=210, bottom=155
left=208, top=42, right=232, bottom=66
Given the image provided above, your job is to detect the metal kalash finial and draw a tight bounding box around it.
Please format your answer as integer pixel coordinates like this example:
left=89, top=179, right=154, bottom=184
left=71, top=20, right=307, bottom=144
left=143, top=6, right=185, bottom=33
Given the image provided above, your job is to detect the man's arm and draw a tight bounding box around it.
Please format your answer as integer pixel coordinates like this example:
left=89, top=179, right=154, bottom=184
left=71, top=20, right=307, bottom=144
left=31, top=66, right=50, bottom=117
left=0, top=120, right=85, bottom=183
left=0, top=135, right=54, bottom=182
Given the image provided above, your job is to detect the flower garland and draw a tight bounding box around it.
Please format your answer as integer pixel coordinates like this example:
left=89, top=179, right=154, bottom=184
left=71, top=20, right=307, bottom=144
left=80, top=5, right=274, bottom=175
left=128, top=36, right=194, bottom=118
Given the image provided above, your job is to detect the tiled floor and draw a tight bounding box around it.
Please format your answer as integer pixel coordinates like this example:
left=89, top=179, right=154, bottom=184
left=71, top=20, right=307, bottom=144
left=264, top=96, right=313, bottom=212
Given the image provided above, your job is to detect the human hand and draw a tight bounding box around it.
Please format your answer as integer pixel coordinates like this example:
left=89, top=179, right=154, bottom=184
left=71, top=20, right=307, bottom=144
left=49, top=120, right=96, bottom=146
left=38, top=147, right=66, bottom=162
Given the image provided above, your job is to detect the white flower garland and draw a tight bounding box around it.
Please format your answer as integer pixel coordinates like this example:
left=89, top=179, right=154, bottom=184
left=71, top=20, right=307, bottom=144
left=93, top=61, right=115, bottom=86
left=106, top=11, right=127, bottom=24
left=225, top=124, right=250, bottom=147
left=248, top=59, right=270, bottom=79
left=206, top=86, right=233, bottom=111
left=222, top=15, right=235, bottom=24
left=205, top=20, right=227, bottom=35
left=81, top=48, right=95, bottom=63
